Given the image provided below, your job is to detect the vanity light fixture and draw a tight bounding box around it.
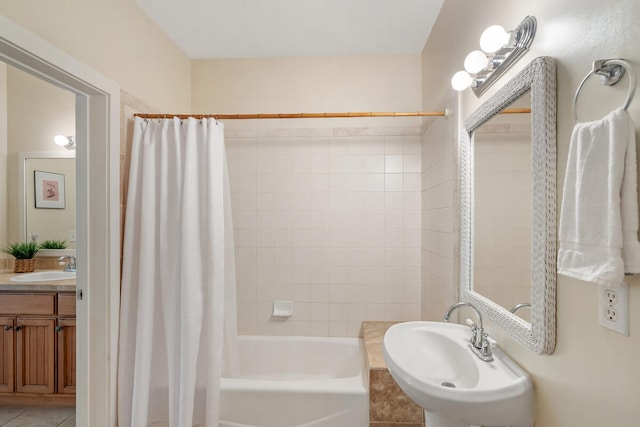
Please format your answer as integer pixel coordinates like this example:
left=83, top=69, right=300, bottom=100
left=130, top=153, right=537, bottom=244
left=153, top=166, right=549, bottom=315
left=451, top=16, right=537, bottom=96
left=54, top=134, right=75, bottom=149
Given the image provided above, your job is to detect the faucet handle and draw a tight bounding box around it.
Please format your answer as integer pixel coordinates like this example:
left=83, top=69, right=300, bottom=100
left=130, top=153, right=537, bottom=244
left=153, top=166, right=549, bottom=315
left=480, top=333, right=495, bottom=360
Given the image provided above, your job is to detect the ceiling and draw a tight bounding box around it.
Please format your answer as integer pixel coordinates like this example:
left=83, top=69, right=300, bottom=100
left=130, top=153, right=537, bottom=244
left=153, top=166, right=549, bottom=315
left=135, top=0, right=445, bottom=59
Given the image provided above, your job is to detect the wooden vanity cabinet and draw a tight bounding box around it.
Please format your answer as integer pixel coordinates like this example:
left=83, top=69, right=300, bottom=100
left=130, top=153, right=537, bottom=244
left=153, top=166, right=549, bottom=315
left=57, top=292, right=76, bottom=394
left=56, top=318, right=76, bottom=394
left=15, top=317, right=55, bottom=393
left=0, top=316, right=15, bottom=393
left=0, top=292, right=75, bottom=397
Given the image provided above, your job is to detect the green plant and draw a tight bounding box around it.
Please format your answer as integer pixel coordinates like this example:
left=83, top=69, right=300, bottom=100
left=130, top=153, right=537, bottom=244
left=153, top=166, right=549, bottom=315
left=1, top=242, right=39, bottom=259
left=39, top=239, right=68, bottom=249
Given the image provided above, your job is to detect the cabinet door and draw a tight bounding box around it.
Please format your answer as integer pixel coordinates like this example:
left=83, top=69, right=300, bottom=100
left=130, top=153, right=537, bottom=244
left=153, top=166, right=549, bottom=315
left=57, top=318, right=76, bottom=394
left=0, top=317, right=14, bottom=393
left=15, top=317, right=55, bottom=394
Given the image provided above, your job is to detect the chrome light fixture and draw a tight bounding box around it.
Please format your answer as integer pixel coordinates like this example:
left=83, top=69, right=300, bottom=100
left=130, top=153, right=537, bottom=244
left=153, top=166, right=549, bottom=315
left=54, top=134, right=76, bottom=149
left=451, top=16, right=536, bottom=96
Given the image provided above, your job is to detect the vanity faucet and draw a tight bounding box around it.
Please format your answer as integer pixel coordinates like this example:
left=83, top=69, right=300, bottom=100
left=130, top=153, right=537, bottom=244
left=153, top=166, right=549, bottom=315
left=58, top=256, right=77, bottom=272
left=443, top=301, right=493, bottom=362
left=510, top=303, right=531, bottom=314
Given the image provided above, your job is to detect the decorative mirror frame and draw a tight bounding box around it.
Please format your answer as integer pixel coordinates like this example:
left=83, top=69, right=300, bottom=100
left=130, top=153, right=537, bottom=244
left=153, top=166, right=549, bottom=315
left=460, top=56, right=557, bottom=354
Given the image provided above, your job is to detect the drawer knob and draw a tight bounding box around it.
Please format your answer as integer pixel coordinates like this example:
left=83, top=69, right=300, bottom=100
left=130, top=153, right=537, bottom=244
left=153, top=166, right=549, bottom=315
left=14, top=326, right=22, bottom=331
left=56, top=326, right=64, bottom=332
left=3, top=325, right=11, bottom=331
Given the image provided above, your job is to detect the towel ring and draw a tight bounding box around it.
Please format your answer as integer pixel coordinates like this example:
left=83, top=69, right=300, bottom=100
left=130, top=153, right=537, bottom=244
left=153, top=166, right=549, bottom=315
left=573, top=59, right=636, bottom=123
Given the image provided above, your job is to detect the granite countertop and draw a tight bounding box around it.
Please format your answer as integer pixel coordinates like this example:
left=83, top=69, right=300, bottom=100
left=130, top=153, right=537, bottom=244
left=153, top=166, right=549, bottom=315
left=362, top=321, right=403, bottom=370
left=0, top=269, right=76, bottom=292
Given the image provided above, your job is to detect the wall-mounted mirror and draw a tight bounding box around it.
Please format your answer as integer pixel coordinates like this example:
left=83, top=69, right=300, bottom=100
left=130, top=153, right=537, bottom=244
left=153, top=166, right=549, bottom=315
left=18, top=152, right=76, bottom=247
left=460, top=56, right=556, bottom=354
left=1, top=63, right=75, bottom=260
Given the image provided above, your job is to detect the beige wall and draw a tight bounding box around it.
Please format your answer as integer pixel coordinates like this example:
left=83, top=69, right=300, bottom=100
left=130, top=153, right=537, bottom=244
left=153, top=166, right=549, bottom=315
left=421, top=0, right=640, bottom=425
left=0, top=2, right=191, bottom=112
left=192, top=55, right=422, bottom=129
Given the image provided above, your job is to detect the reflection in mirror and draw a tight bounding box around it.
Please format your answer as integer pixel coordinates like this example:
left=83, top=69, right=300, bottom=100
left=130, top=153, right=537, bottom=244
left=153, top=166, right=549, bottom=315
left=1, top=62, right=75, bottom=261
left=460, top=57, right=556, bottom=354
left=20, top=154, right=76, bottom=247
left=473, top=91, right=531, bottom=322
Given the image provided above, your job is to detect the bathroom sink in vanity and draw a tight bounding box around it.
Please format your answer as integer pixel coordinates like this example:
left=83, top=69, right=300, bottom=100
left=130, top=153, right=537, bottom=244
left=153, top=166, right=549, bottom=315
left=10, top=270, right=76, bottom=282
left=0, top=269, right=77, bottom=398
left=383, top=321, right=533, bottom=427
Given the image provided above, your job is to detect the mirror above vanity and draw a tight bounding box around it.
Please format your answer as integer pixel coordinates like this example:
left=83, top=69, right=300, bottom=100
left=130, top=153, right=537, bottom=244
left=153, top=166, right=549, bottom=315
left=19, top=152, right=76, bottom=247
left=460, top=57, right=557, bottom=354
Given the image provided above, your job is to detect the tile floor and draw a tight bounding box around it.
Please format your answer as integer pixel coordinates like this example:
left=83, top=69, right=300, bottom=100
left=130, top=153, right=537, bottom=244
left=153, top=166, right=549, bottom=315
left=0, top=406, right=75, bottom=426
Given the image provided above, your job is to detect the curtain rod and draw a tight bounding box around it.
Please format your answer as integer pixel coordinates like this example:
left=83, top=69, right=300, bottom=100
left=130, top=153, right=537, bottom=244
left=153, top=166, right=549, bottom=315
left=133, top=108, right=530, bottom=120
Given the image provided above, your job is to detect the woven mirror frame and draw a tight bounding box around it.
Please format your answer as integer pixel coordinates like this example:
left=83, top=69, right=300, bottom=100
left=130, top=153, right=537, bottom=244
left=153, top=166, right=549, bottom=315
left=460, top=56, right=557, bottom=355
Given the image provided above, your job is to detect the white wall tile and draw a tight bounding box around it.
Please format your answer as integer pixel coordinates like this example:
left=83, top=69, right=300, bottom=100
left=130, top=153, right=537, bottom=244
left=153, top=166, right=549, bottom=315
left=231, top=129, right=430, bottom=337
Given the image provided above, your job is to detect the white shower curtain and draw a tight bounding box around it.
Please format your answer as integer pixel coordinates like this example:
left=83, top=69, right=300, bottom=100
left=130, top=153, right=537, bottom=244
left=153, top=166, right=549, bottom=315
left=118, top=117, right=238, bottom=427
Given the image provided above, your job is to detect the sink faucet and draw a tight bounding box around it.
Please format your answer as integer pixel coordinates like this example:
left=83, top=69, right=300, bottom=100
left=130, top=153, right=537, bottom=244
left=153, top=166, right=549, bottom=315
left=443, top=302, right=493, bottom=362
left=58, top=256, right=77, bottom=272
left=510, top=303, right=531, bottom=314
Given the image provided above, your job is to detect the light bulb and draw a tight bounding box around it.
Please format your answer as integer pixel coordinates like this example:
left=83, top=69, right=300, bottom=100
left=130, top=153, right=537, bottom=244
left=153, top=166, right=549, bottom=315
left=54, top=135, right=69, bottom=146
left=451, top=71, right=473, bottom=91
left=464, top=50, right=489, bottom=74
left=479, top=25, right=509, bottom=53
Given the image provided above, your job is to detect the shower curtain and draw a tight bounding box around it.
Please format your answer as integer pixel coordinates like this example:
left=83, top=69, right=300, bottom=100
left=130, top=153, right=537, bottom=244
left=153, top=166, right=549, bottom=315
left=118, top=117, right=238, bottom=427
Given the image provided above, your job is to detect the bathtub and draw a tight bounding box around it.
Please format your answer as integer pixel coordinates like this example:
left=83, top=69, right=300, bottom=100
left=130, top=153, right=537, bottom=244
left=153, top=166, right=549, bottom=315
left=219, top=335, right=369, bottom=427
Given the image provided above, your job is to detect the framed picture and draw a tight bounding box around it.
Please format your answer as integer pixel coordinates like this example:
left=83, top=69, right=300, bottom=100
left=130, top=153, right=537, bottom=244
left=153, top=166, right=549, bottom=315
left=34, top=170, right=65, bottom=209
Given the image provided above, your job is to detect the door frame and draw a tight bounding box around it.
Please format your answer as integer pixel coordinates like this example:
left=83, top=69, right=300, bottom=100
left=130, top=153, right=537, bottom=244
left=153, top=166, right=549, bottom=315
left=0, top=16, right=120, bottom=427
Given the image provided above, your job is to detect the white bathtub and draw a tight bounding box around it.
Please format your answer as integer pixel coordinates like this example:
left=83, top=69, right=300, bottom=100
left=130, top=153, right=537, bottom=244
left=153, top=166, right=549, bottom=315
left=219, top=335, right=369, bottom=427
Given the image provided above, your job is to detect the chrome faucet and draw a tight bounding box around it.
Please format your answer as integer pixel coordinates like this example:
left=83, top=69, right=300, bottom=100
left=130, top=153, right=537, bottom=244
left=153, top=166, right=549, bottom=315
left=510, top=303, right=531, bottom=314
left=443, top=302, right=493, bottom=362
left=58, top=256, right=77, bottom=272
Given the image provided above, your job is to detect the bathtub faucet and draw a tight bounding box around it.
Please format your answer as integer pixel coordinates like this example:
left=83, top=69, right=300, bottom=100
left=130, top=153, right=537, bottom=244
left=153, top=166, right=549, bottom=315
left=443, top=302, right=493, bottom=362
left=58, top=256, right=77, bottom=272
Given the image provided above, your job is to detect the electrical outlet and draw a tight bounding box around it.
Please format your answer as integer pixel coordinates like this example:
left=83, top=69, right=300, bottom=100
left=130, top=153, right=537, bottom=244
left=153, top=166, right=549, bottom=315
left=605, top=306, right=618, bottom=322
left=604, top=289, right=618, bottom=305
left=599, top=283, right=629, bottom=336
left=69, top=230, right=76, bottom=242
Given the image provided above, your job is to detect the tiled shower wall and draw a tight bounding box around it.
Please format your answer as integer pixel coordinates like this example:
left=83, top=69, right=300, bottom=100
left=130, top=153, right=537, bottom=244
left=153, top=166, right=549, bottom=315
left=226, top=127, right=422, bottom=336
left=420, top=115, right=457, bottom=320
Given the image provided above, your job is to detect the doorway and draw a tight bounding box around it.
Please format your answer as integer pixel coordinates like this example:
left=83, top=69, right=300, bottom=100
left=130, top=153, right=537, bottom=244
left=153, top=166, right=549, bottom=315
left=0, top=16, right=120, bottom=427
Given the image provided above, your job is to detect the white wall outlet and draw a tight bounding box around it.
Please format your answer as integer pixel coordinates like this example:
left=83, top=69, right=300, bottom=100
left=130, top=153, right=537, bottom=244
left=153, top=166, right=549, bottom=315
left=604, top=289, right=618, bottom=305
left=605, top=306, right=618, bottom=322
left=69, top=230, right=76, bottom=242
left=599, top=283, right=629, bottom=336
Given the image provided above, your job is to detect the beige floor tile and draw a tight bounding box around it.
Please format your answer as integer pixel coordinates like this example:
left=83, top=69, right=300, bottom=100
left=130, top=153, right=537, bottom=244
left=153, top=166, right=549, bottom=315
left=0, top=406, right=75, bottom=427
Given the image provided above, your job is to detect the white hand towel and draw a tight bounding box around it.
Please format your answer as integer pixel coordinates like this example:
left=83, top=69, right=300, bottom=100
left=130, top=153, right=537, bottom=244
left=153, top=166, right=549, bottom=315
left=558, top=107, right=640, bottom=286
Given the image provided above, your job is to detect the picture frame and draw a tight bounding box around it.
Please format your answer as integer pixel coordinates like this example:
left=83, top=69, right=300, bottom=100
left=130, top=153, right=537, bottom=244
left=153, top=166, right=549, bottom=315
left=34, top=170, right=66, bottom=209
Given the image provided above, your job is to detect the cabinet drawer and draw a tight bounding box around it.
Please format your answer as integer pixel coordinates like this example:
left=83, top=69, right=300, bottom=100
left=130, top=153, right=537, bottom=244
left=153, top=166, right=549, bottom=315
left=0, top=294, right=55, bottom=315
left=58, top=293, right=76, bottom=317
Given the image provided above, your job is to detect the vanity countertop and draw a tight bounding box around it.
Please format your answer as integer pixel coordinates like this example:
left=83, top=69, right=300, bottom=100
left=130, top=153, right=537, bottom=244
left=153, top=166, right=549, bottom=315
left=0, top=269, right=76, bottom=292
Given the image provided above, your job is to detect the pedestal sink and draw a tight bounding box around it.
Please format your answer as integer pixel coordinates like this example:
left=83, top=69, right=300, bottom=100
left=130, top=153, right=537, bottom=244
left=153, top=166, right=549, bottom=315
left=383, top=321, right=533, bottom=427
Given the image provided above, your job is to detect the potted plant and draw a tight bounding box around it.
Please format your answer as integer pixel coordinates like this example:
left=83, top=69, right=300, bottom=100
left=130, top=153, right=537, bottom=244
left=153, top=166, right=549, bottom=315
left=2, top=242, right=39, bottom=273
left=37, top=239, right=74, bottom=258
left=39, top=239, right=68, bottom=249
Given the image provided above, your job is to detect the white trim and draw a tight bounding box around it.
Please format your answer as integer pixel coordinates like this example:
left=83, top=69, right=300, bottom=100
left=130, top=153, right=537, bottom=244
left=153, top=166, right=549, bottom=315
left=0, top=16, right=120, bottom=426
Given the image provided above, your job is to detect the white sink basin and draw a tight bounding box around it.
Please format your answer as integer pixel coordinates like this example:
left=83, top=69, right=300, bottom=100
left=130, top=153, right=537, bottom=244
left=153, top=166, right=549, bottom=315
left=383, top=321, right=533, bottom=427
left=10, top=271, right=76, bottom=282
